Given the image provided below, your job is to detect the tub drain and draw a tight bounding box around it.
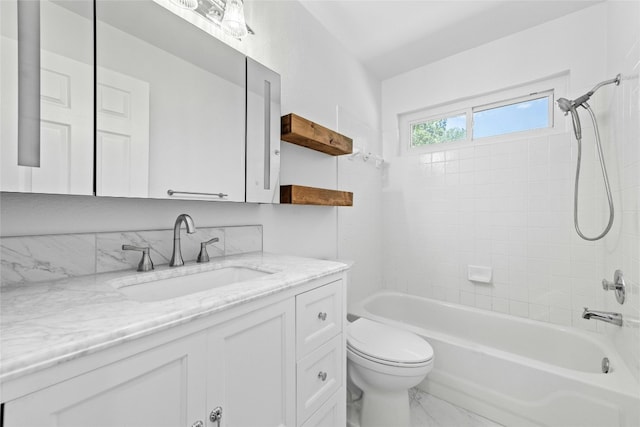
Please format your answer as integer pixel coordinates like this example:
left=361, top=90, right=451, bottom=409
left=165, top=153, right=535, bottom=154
left=602, top=357, right=610, bottom=373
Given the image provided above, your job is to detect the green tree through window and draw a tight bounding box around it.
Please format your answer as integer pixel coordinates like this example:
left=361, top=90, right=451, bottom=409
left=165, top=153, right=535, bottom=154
left=411, top=116, right=466, bottom=146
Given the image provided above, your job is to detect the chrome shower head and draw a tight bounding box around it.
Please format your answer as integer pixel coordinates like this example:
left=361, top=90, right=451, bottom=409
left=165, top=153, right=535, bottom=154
left=557, top=93, right=592, bottom=114
left=557, top=97, right=573, bottom=115
left=558, top=74, right=622, bottom=115
left=558, top=97, right=582, bottom=140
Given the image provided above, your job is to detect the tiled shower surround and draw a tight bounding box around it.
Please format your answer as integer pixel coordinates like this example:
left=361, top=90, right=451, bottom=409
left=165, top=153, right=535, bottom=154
left=381, top=2, right=639, bottom=381
left=1, top=225, right=262, bottom=286
left=381, top=131, right=639, bottom=372
left=382, top=134, right=620, bottom=325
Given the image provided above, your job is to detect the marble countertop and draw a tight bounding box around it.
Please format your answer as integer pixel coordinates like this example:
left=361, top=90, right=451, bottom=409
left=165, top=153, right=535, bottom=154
left=0, top=252, right=349, bottom=382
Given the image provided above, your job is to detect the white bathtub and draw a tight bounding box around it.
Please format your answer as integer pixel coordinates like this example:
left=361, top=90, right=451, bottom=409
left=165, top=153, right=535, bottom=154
left=349, top=291, right=640, bottom=427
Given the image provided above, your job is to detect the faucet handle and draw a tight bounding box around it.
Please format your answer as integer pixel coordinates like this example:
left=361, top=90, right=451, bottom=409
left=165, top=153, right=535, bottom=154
left=197, top=237, right=220, bottom=263
left=122, top=244, right=154, bottom=272
left=602, top=270, right=626, bottom=304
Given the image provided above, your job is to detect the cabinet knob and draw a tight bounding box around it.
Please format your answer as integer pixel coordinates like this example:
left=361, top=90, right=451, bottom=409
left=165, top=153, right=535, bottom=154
left=317, top=312, right=327, bottom=321
left=191, top=421, right=204, bottom=427
left=317, top=371, right=327, bottom=381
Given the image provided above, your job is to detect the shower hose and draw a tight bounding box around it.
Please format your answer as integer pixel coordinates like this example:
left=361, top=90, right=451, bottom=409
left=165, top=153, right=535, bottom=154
left=568, top=101, right=615, bottom=241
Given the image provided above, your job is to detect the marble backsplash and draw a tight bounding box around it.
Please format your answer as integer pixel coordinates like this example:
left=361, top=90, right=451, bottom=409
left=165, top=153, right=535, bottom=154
left=1, top=225, right=262, bottom=286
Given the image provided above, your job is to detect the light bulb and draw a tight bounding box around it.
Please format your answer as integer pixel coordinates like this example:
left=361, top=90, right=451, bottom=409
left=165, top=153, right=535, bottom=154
left=222, top=0, right=248, bottom=38
left=170, top=0, right=197, bottom=10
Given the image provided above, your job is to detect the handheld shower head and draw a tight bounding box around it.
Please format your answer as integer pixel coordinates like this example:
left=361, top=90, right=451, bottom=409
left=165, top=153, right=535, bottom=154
left=558, top=97, right=582, bottom=140
left=557, top=97, right=573, bottom=115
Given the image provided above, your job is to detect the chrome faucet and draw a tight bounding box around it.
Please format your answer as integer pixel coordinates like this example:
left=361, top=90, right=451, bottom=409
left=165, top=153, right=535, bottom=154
left=170, top=214, right=196, bottom=267
left=582, top=307, right=623, bottom=326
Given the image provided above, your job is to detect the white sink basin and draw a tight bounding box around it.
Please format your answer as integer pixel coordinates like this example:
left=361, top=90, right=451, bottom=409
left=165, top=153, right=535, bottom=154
left=113, top=266, right=272, bottom=302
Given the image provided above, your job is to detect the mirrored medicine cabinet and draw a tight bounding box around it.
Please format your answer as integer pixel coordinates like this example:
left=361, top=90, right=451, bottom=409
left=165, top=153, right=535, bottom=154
left=1, top=0, right=94, bottom=195
left=0, top=0, right=281, bottom=204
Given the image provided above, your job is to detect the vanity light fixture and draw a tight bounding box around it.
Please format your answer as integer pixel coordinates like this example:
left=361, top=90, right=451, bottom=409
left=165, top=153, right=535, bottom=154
left=221, top=0, right=248, bottom=38
left=170, top=0, right=198, bottom=10
left=170, top=0, right=253, bottom=39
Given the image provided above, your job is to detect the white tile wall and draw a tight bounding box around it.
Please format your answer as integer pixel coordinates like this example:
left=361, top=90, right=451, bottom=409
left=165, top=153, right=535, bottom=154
left=602, top=0, right=640, bottom=381
left=337, top=105, right=384, bottom=306
left=382, top=131, right=628, bottom=323
left=380, top=0, right=639, bottom=381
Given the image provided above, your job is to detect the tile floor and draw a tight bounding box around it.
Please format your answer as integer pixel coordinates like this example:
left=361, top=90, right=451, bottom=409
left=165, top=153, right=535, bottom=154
left=409, top=389, right=503, bottom=427
left=347, top=387, right=503, bottom=427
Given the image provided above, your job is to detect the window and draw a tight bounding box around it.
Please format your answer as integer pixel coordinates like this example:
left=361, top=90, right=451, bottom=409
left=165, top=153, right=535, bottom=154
left=400, top=74, right=565, bottom=151
left=472, top=93, right=552, bottom=139
left=410, top=113, right=466, bottom=147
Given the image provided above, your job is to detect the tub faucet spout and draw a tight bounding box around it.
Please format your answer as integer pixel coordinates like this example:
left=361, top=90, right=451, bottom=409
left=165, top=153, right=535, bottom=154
left=582, top=307, right=623, bottom=326
left=170, top=214, right=196, bottom=267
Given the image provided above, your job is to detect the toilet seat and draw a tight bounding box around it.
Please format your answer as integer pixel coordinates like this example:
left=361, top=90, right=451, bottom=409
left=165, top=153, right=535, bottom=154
left=347, top=318, right=433, bottom=367
left=347, top=345, right=432, bottom=369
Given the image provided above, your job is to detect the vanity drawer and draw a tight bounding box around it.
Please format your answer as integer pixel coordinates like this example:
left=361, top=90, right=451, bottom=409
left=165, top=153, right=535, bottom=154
left=296, top=280, right=342, bottom=357
left=300, top=389, right=344, bottom=427
left=296, top=335, right=343, bottom=425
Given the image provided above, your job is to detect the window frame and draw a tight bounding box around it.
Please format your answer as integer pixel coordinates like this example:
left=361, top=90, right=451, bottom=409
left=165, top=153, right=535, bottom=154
left=407, top=109, right=470, bottom=148
left=398, top=73, right=567, bottom=154
left=471, top=90, right=554, bottom=140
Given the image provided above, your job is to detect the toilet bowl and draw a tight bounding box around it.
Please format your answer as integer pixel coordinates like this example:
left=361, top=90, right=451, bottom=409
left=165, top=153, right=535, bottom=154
left=347, top=318, right=433, bottom=427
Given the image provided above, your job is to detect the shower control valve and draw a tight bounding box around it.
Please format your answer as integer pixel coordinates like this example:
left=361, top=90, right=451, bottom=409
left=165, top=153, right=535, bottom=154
left=602, top=269, right=626, bottom=305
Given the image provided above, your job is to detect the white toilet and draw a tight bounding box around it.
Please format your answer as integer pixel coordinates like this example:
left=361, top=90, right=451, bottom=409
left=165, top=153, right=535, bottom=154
left=347, top=318, right=434, bottom=427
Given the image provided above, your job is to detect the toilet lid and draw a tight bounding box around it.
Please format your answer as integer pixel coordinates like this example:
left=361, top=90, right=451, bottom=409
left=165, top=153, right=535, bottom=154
left=347, top=318, right=433, bottom=365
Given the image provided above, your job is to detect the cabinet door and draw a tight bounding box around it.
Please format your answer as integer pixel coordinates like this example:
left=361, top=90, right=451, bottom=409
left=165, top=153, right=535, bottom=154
left=0, top=0, right=93, bottom=195
left=4, top=332, right=207, bottom=427
left=207, top=299, right=295, bottom=427
left=246, top=58, right=281, bottom=203
left=95, top=0, right=246, bottom=202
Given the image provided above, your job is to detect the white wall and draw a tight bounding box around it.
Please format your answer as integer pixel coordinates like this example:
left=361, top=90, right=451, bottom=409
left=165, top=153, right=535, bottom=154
left=380, top=1, right=638, bottom=378
left=602, top=0, right=640, bottom=381
left=0, top=1, right=384, bottom=301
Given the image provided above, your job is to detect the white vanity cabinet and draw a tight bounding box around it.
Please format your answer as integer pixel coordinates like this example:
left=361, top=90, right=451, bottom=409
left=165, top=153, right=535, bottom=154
left=2, top=273, right=346, bottom=427
left=3, top=332, right=209, bottom=427
left=295, top=280, right=346, bottom=427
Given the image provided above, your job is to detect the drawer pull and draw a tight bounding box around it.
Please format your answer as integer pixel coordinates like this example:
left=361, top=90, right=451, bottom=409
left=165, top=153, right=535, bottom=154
left=318, top=312, right=327, bottom=321
left=317, top=371, right=328, bottom=381
left=167, top=190, right=228, bottom=198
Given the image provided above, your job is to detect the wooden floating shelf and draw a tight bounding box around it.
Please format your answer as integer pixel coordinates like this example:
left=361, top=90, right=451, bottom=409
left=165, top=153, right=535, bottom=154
left=280, top=185, right=353, bottom=206
left=281, top=113, right=353, bottom=156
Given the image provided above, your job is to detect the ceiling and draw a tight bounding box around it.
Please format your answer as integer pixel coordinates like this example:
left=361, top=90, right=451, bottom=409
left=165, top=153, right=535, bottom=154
left=299, top=0, right=601, bottom=80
